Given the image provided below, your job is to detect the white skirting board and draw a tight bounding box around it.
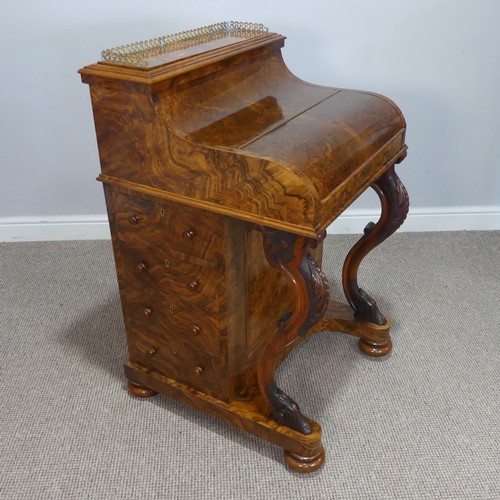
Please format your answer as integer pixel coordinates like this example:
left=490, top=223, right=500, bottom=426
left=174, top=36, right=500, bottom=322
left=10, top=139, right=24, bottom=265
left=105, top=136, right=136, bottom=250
left=0, top=207, right=499, bottom=242
left=327, top=206, right=500, bottom=235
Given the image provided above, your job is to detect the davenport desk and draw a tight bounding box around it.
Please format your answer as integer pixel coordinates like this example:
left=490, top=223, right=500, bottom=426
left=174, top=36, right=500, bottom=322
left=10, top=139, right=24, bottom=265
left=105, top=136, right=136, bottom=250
left=79, top=22, right=409, bottom=473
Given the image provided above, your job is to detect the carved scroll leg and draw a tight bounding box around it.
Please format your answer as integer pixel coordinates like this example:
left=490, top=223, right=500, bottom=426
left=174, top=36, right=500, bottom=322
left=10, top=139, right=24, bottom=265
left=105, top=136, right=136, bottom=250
left=342, top=154, right=409, bottom=356
left=257, top=227, right=330, bottom=436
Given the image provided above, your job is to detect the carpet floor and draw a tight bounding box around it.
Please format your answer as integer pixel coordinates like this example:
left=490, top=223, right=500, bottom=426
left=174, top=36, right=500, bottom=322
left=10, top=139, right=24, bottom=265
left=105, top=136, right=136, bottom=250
left=1, top=231, right=499, bottom=499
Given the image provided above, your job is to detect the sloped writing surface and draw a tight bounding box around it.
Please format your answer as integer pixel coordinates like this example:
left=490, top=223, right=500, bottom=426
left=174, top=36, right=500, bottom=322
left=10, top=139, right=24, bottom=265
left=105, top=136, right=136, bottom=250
left=166, top=51, right=338, bottom=148
left=241, top=90, right=405, bottom=201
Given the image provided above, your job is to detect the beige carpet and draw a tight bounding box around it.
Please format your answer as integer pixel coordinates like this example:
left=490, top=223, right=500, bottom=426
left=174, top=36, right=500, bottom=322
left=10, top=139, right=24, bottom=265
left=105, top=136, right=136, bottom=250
left=1, top=231, right=499, bottom=499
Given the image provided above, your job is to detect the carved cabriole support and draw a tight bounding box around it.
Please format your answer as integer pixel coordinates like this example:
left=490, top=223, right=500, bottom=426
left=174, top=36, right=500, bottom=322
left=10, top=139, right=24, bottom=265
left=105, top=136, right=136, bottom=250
left=342, top=154, right=409, bottom=347
left=257, top=227, right=330, bottom=435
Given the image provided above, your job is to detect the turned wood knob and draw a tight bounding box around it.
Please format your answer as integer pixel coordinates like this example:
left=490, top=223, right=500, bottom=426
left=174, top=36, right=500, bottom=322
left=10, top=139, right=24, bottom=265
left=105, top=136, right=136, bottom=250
left=136, top=262, right=147, bottom=272
left=191, top=325, right=201, bottom=335
left=129, top=214, right=140, bottom=224
left=183, top=229, right=195, bottom=239
left=194, top=366, right=203, bottom=376
left=144, top=307, right=152, bottom=317
left=188, top=280, right=199, bottom=290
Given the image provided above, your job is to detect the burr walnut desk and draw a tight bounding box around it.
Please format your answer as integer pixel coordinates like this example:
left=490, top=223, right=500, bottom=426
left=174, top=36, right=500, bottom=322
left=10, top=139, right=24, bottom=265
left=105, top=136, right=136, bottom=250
left=79, top=22, right=409, bottom=473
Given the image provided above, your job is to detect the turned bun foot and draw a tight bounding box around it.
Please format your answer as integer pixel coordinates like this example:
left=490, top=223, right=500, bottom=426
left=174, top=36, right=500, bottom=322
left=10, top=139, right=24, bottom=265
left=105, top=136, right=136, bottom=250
left=359, top=337, right=392, bottom=357
left=284, top=446, right=325, bottom=473
left=128, top=380, right=158, bottom=398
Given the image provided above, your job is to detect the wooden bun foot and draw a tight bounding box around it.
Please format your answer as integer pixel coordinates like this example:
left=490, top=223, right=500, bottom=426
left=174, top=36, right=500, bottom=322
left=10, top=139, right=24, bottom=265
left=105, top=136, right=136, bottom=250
left=128, top=380, right=158, bottom=398
left=284, top=446, right=325, bottom=473
left=359, top=337, right=392, bottom=357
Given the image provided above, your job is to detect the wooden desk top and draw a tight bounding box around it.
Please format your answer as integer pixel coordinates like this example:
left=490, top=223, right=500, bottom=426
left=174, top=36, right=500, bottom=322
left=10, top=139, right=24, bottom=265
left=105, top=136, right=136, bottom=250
left=80, top=22, right=407, bottom=238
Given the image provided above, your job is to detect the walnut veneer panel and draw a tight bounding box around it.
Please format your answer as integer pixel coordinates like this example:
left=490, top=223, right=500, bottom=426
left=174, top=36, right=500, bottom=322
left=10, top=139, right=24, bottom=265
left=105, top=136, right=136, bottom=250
left=104, top=185, right=305, bottom=403
left=81, top=37, right=406, bottom=237
left=241, top=89, right=404, bottom=201
left=104, top=185, right=232, bottom=401
left=165, top=50, right=339, bottom=148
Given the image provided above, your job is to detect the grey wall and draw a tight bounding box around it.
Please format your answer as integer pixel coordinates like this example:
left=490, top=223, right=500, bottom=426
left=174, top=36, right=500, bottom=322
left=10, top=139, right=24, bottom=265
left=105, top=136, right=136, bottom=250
left=1, top=0, right=499, bottom=220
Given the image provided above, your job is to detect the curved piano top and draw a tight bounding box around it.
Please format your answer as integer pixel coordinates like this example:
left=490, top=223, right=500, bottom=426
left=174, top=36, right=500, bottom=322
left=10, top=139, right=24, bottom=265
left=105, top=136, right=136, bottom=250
left=80, top=23, right=407, bottom=238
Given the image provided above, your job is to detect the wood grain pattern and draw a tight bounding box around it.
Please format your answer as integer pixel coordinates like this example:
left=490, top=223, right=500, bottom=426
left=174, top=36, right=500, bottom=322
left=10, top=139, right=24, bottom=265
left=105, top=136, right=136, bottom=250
left=111, top=189, right=225, bottom=264
left=81, top=25, right=409, bottom=472
left=80, top=38, right=406, bottom=238
left=103, top=184, right=233, bottom=401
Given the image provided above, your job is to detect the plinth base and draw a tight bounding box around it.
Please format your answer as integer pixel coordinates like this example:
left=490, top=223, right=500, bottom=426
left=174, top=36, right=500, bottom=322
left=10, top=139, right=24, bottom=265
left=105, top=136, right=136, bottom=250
left=124, top=361, right=324, bottom=470
left=123, top=300, right=393, bottom=473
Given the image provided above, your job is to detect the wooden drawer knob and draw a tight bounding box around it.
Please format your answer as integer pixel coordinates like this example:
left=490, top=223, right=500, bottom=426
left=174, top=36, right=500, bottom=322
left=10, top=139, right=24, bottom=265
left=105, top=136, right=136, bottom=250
left=191, top=325, right=201, bottom=335
left=188, top=280, right=199, bottom=290
left=183, top=229, right=195, bottom=239
left=147, top=347, right=157, bottom=356
left=129, top=214, right=140, bottom=225
left=136, top=262, right=147, bottom=272
left=194, top=366, right=203, bottom=376
left=144, top=307, right=153, bottom=317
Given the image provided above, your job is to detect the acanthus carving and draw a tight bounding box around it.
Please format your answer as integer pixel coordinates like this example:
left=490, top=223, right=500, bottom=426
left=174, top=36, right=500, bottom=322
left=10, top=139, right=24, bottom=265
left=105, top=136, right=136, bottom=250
left=352, top=287, right=386, bottom=326
left=257, top=226, right=330, bottom=434
left=273, top=383, right=312, bottom=435
left=372, top=164, right=410, bottom=243
left=298, top=252, right=330, bottom=335
left=343, top=162, right=410, bottom=326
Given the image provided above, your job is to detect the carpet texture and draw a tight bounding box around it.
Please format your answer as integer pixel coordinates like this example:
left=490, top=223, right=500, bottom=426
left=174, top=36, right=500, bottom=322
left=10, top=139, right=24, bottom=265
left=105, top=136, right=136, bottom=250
left=1, top=232, right=499, bottom=499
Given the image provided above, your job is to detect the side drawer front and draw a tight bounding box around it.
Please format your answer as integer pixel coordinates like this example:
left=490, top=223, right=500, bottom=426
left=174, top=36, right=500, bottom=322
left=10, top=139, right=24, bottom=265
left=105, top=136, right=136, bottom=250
left=126, top=325, right=229, bottom=400
left=104, top=186, right=230, bottom=401
left=110, top=189, right=224, bottom=264
left=120, top=245, right=223, bottom=314
left=121, top=287, right=223, bottom=359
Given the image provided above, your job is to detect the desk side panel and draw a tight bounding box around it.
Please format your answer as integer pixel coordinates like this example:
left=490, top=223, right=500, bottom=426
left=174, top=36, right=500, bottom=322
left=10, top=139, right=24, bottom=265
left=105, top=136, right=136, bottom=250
left=103, top=184, right=234, bottom=401
left=87, top=73, right=318, bottom=236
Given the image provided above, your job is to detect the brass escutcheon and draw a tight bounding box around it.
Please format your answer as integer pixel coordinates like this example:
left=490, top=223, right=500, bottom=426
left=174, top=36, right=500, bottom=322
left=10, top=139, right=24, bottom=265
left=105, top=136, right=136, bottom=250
left=164, top=259, right=170, bottom=268
left=169, top=305, right=175, bottom=314
left=172, top=347, right=177, bottom=355
left=160, top=208, right=165, bottom=217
